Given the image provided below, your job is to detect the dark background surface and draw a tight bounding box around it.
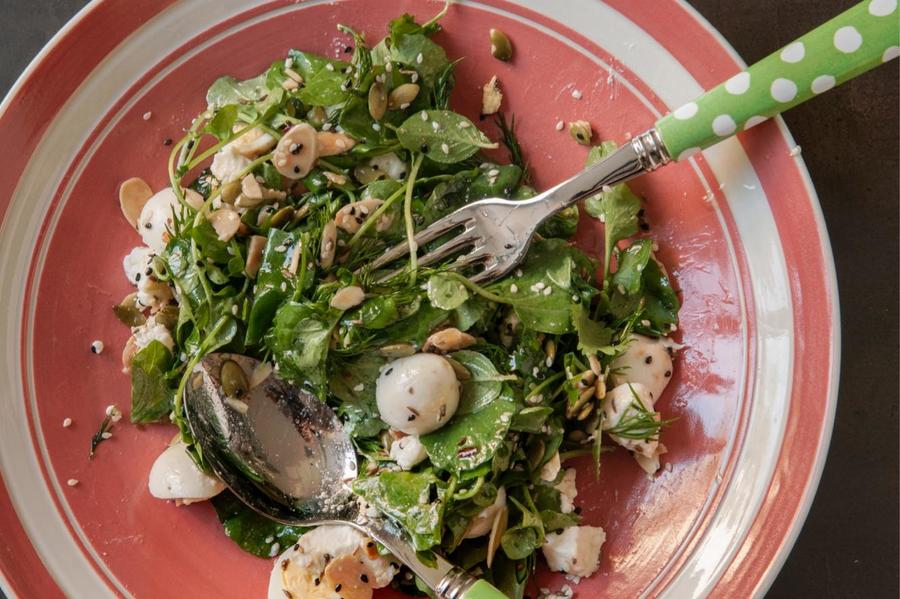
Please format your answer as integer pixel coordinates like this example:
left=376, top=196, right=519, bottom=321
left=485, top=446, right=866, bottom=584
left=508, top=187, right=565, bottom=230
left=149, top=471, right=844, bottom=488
left=0, top=0, right=896, bottom=597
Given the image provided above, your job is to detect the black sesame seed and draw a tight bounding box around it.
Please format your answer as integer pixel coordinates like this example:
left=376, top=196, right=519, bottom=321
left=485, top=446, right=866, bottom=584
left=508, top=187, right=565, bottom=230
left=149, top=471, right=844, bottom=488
left=324, top=553, right=332, bottom=564
left=360, top=574, right=369, bottom=583
left=335, top=584, right=342, bottom=592
left=163, top=138, right=172, bottom=146
left=385, top=368, right=393, bottom=376
left=638, top=208, right=646, bottom=217
left=135, top=273, right=142, bottom=282
left=419, top=143, right=429, bottom=153
left=313, top=577, right=320, bottom=586
left=344, top=46, right=353, bottom=53
left=504, top=243, right=514, bottom=249
left=371, top=164, right=379, bottom=170
left=282, top=591, right=293, bottom=599
left=665, top=370, right=672, bottom=377
left=407, top=414, right=416, bottom=421
left=572, top=558, right=578, bottom=564
left=645, top=356, right=653, bottom=364
left=293, top=165, right=301, bottom=174
left=640, top=222, right=651, bottom=231
left=398, top=171, right=406, bottom=179
left=145, top=267, right=153, bottom=276
left=195, top=260, right=204, bottom=268
left=144, top=222, right=152, bottom=229
left=574, top=506, right=582, bottom=514
left=367, top=541, right=375, bottom=548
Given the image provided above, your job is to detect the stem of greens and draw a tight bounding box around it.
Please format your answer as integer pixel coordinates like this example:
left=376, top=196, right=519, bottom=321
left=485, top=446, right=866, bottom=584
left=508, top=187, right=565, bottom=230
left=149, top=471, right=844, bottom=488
left=442, top=271, right=510, bottom=305
left=403, top=154, right=424, bottom=283
left=452, top=476, right=484, bottom=501
left=192, top=152, right=273, bottom=226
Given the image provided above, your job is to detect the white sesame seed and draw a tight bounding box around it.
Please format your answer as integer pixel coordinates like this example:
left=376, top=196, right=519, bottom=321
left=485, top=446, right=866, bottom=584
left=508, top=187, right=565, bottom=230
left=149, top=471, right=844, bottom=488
left=532, top=366, right=540, bottom=377
left=509, top=284, right=518, bottom=293
left=142, top=111, right=152, bottom=121
left=281, top=78, right=299, bottom=91
left=534, top=282, right=545, bottom=290
left=66, top=479, right=79, bottom=487
left=62, top=418, right=72, bottom=428
left=385, top=62, right=393, bottom=72
left=543, top=286, right=552, bottom=296
left=411, top=72, right=419, bottom=83
left=555, top=120, right=564, bottom=131
left=515, top=269, right=523, bottom=277
left=353, top=383, right=365, bottom=392
left=458, top=121, right=470, bottom=129
left=488, top=169, right=500, bottom=177
left=322, top=122, right=332, bottom=131
left=231, top=304, right=239, bottom=315
left=284, top=68, right=303, bottom=83
left=571, top=89, right=583, bottom=99
left=431, top=121, right=440, bottom=131
left=269, top=543, right=281, bottom=557
left=105, top=404, right=121, bottom=422
left=441, top=143, right=450, bottom=154
left=372, top=123, right=381, bottom=131
left=264, top=536, right=275, bottom=544
left=416, top=52, right=424, bottom=64
left=789, top=145, right=802, bottom=156
left=420, top=111, right=429, bottom=121
left=280, top=281, right=287, bottom=292
left=101, top=431, right=112, bottom=440
left=90, top=340, right=104, bottom=354
left=400, top=102, right=411, bottom=109
left=284, top=57, right=294, bottom=68
left=325, top=63, right=335, bottom=71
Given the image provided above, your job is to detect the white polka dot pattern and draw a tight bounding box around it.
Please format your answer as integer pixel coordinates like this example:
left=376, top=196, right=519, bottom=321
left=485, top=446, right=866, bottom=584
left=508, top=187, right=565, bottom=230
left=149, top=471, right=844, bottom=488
left=656, top=1, right=899, bottom=160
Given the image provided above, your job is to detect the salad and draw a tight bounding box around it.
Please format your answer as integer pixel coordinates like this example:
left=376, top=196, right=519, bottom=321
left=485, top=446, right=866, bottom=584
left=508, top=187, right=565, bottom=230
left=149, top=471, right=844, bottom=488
left=113, top=3, right=682, bottom=598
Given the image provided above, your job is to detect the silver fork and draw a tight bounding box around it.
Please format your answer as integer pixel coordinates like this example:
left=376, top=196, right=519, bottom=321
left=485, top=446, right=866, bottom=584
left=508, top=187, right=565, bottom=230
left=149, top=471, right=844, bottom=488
left=369, top=129, right=669, bottom=283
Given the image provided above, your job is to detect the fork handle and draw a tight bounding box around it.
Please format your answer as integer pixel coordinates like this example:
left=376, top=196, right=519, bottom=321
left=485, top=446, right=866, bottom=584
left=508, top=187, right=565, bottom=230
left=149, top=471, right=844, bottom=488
left=656, top=0, right=899, bottom=160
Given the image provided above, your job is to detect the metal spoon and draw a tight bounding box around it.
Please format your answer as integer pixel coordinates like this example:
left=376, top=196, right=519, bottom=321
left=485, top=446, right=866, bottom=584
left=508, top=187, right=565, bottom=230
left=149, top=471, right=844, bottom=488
left=183, top=353, right=506, bottom=599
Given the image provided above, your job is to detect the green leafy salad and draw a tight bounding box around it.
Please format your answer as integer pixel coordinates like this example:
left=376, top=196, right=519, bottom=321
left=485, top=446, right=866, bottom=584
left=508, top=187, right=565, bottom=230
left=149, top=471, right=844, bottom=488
left=115, top=3, right=682, bottom=597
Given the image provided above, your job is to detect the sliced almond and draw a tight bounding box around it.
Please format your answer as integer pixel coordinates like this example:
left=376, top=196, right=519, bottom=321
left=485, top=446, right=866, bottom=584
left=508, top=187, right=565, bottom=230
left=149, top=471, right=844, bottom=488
left=229, top=127, right=276, bottom=158
left=319, top=221, right=337, bottom=268
left=119, top=177, right=153, bottom=229
left=323, top=171, right=348, bottom=186
left=486, top=504, right=509, bottom=568
left=330, top=286, right=365, bottom=310
left=245, top=235, right=266, bottom=278
left=287, top=242, right=302, bottom=275
left=121, top=335, right=138, bottom=373
left=249, top=361, right=273, bottom=389
left=482, top=75, right=502, bottom=115
left=207, top=208, right=241, bottom=241
left=316, top=131, right=357, bottom=157
left=183, top=188, right=205, bottom=211
left=423, top=327, right=476, bottom=353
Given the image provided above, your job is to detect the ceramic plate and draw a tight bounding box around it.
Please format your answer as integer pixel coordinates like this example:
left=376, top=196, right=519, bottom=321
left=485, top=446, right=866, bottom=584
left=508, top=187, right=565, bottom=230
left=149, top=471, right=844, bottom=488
left=0, top=1, right=839, bottom=597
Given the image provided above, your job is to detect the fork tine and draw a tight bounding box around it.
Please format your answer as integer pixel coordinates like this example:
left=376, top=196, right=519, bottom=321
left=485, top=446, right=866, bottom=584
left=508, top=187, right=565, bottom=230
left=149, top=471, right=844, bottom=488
left=369, top=211, right=471, bottom=271
left=416, top=229, right=478, bottom=269
left=469, top=262, right=502, bottom=285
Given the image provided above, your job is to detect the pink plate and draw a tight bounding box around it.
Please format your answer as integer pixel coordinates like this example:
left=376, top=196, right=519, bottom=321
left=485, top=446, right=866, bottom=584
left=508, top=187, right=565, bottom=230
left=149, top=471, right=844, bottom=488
left=0, top=1, right=838, bottom=597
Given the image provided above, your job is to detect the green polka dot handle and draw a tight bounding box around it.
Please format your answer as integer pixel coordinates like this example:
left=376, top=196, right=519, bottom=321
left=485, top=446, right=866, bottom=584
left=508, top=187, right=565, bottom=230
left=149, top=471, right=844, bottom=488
left=656, top=0, right=900, bottom=161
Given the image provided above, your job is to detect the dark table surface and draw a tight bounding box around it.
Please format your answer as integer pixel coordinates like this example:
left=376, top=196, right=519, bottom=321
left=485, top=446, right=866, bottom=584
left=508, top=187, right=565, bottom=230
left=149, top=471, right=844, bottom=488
left=0, top=1, right=897, bottom=597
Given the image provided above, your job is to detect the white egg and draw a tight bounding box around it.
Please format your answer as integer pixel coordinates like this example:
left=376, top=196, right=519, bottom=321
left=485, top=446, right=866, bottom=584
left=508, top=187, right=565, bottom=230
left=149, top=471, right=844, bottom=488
left=389, top=435, right=428, bottom=470
left=122, top=246, right=154, bottom=285
left=600, top=382, right=660, bottom=459
left=148, top=439, right=225, bottom=503
left=375, top=353, right=459, bottom=435
left=463, top=486, right=507, bottom=539
left=610, top=334, right=674, bottom=405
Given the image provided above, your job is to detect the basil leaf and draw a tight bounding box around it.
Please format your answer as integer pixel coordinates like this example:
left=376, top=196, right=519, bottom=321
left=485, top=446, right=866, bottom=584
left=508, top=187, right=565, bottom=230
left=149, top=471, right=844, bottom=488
left=211, top=492, right=305, bottom=558
left=397, top=110, right=496, bottom=164
left=451, top=350, right=503, bottom=415
left=130, top=341, right=174, bottom=423
left=420, top=388, right=516, bottom=472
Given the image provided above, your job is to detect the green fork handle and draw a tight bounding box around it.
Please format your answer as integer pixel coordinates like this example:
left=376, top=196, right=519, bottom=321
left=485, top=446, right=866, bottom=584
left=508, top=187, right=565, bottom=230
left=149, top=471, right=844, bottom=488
left=656, top=0, right=899, bottom=160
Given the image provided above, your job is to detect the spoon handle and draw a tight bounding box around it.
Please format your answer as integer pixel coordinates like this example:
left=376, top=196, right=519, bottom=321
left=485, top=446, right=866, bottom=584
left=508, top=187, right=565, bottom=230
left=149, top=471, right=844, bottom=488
left=655, top=0, right=899, bottom=160
left=363, top=517, right=507, bottom=598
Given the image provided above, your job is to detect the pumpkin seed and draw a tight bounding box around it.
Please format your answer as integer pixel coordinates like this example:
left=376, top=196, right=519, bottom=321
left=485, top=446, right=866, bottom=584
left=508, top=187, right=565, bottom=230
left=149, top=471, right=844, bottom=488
left=220, top=179, right=241, bottom=204
left=423, top=327, right=476, bottom=353
left=577, top=401, right=595, bottom=421
left=489, top=28, right=513, bottom=61
left=569, top=120, right=593, bottom=145
left=526, top=438, right=545, bottom=471
left=378, top=343, right=416, bottom=358
left=268, top=205, right=294, bottom=228
left=220, top=359, right=249, bottom=399
left=112, top=292, right=146, bottom=327
left=154, top=304, right=179, bottom=331
left=292, top=203, right=311, bottom=226
left=388, top=83, right=420, bottom=110
left=368, top=81, right=388, bottom=121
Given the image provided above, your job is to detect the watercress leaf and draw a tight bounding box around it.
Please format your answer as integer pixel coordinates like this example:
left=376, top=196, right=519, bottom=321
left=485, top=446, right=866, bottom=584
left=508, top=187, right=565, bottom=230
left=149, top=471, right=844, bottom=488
left=583, top=142, right=642, bottom=276
left=246, top=229, right=301, bottom=344
left=537, top=205, right=579, bottom=240
left=211, top=491, right=305, bottom=557
left=382, top=302, right=450, bottom=345
left=451, top=350, right=502, bottom=415
left=130, top=340, right=174, bottom=423
left=352, top=470, right=446, bottom=551
left=397, top=110, right=497, bottom=164
left=359, top=296, right=400, bottom=329
left=164, top=239, right=206, bottom=313
left=611, top=239, right=652, bottom=296
left=298, top=70, right=350, bottom=106
left=426, top=272, right=469, bottom=310
left=572, top=304, right=614, bottom=355
left=539, top=510, right=580, bottom=533
left=420, top=388, right=516, bottom=472
left=190, top=220, right=232, bottom=264
left=639, top=258, right=680, bottom=332
left=205, top=105, right=239, bottom=141
left=453, top=295, right=494, bottom=332
left=501, top=496, right=545, bottom=560
left=510, top=406, right=554, bottom=433
left=362, top=178, right=403, bottom=201
left=488, top=553, right=532, bottom=599
left=206, top=73, right=269, bottom=109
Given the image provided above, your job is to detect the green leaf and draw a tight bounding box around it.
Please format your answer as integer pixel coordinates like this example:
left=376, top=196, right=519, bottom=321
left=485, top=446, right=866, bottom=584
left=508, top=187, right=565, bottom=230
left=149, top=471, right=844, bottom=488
left=611, top=238, right=653, bottom=295
left=390, top=33, right=450, bottom=87
left=286, top=51, right=351, bottom=107
left=359, top=296, right=399, bottom=329
left=426, top=272, right=469, bottom=310
left=211, top=491, right=305, bottom=557
left=451, top=350, right=503, bottom=415
left=331, top=353, right=387, bottom=437
left=246, top=229, right=300, bottom=344
left=510, top=406, right=553, bottom=433
left=397, top=110, right=496, bottom=164
left=266, top=302, right=339, bottom=388
left=420, top=388, right=516, bottom=472
left=572, top=304, right=614, bottom=354
left=583, top=141, right=642, bottom=278
left=608, top=240, right=680, bottom=334
left=352, top=470, right=447, bottom=551
left=501, top=495, right=545, bottom=560
left=205, top=105, right=239, bottom=141
left=206, top=73, right=269, bottom=109
left=130, top=341, right=174, bottom=423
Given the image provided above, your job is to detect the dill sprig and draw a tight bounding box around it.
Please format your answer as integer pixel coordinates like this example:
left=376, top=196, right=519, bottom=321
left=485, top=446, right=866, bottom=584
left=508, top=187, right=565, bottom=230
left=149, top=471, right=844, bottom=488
left=606, top=385, right=673, bottom=440
left=494, top=112, right=529, bottom=181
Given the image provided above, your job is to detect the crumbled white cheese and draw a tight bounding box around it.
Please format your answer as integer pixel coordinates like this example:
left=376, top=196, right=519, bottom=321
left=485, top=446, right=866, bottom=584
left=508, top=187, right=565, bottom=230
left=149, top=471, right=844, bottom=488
left=122, top=246, right=154, bottom=285
left=542, top=525, right=606, bottom=577
left=210, top=147, right=252, bottom=184
left=133, top=317, right=175, bottom=352
left=389, top=435, right=428, bottom=470
left=555, top=468, right=577, bottom=514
